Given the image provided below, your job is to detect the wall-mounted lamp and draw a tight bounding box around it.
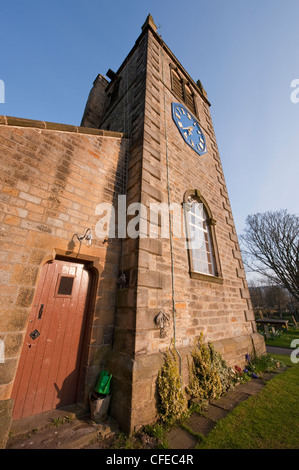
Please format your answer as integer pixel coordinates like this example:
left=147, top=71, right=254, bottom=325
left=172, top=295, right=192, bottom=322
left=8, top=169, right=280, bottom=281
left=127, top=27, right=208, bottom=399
left=67, top=228, right=93, bottom=256
left=74, top=228, right=93, bottom=247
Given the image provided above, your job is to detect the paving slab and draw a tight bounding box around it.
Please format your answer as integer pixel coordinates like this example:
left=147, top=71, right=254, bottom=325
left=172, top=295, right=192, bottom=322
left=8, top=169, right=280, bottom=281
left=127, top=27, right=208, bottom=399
left=166, top=426, right=198, bottom=450
left=261, top=372, right=277, bottom=382
left=203, top=404, right=229, bottom=422
left=210, top=396, right=239, bottom=411
left=224, top=389, right=251, bottom=403
left=184, top=413, right=215, bottom=436
left=272, top=366, right=288, bottom=373
left=236, top=381, right=264, bottom=396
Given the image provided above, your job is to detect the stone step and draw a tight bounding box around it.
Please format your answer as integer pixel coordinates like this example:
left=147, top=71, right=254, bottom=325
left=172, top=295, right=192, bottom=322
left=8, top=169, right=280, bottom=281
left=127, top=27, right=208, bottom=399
left=7, top=418, right=100, bottom=449
left=9, top=405, right=88, bottom=439
left=7, top=406, right=119, bottom=449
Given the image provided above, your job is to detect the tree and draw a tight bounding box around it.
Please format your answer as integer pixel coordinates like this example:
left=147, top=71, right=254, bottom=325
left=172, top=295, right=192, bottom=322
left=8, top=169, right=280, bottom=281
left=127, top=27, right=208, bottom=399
left=263, top=283, right=289, bottom=317
left=248, top=280, right=265, bottom=309
left=240, top=209, right=299, bottom=302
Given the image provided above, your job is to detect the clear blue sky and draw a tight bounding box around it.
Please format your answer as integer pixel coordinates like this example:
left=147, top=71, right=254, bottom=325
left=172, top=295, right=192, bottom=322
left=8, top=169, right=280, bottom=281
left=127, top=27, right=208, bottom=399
left=0, top=0, right=298, bottom=236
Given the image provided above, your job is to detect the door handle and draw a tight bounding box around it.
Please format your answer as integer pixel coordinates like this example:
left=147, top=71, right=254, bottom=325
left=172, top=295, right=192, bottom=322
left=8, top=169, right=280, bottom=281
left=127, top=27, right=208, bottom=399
left=38, top=304, right=44, bottom=319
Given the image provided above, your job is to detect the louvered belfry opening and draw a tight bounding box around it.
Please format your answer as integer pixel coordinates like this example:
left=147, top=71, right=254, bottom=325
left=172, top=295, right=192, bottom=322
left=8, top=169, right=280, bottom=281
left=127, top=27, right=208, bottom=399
left=171, top=66, right=196, bottom=116
left=184, top=83, right=196, bottom=115
left=171, top=68, right=184, bottom=102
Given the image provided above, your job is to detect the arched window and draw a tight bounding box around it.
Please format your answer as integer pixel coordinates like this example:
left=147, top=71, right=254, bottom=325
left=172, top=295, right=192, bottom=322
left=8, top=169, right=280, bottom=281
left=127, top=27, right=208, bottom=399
left=184, top=191, right=222, bottom=282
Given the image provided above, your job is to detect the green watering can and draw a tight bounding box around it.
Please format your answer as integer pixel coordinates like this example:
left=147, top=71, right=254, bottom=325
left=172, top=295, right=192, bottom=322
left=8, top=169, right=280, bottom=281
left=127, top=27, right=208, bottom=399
left=94, top=371, right=112, bottom=395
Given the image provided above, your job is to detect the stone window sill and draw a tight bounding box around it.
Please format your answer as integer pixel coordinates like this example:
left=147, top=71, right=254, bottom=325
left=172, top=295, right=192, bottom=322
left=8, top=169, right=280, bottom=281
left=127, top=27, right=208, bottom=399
left=190, top=271, right=224, bottom=284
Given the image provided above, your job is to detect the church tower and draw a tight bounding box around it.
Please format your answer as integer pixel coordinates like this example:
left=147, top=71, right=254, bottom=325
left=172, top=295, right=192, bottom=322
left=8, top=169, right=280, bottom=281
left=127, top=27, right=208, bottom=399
left=81, top=15, right=265, bottom=432
left=0, top=16, right=266, bottom=447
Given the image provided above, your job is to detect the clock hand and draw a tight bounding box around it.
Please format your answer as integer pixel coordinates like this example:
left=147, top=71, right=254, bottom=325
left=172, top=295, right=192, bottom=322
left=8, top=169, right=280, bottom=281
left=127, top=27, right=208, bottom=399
left=181, top=126, right=194, bottom=135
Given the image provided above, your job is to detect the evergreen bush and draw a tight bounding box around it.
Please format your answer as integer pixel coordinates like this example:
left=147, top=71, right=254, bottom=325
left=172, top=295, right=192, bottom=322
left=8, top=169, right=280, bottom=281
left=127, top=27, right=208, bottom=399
left=157, top=344, right=189, bottom=426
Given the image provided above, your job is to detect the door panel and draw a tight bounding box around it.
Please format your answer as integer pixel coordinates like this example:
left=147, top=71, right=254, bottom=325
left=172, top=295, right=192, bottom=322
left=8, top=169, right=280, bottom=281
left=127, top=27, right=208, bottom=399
left=12, top=260, right=90, bottom=421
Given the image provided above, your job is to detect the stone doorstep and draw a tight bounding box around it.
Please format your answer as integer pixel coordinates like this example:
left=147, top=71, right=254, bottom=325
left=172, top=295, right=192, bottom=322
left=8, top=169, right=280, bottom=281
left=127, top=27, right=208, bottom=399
left=7, top=419, right=100, bottom=450
left=7, top=406, right=119, bottom=450
left=9, top=404, right=87, bottom=439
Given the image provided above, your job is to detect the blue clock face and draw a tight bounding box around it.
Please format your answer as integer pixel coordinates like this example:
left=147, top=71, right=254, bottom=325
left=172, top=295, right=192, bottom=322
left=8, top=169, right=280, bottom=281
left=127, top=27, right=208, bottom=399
left=171, top=103, right=207, bottom=156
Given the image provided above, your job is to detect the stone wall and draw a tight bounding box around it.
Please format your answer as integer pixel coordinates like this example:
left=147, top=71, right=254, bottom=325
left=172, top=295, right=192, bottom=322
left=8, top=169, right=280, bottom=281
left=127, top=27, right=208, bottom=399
left=135, top=27, right=257, bottom=353
left=78, top=18, right=265, bottom=433
left=102, top=29, right=149, bottom=434
left=126, top=25, right=265, bottom=430
left=0, top=117, right=129, bottom=447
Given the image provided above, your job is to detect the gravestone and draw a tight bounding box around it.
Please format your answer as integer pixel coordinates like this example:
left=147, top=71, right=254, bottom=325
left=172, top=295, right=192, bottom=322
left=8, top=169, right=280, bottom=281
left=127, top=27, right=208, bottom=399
left=259, top=310, right=264, bottom=319
left=264, top=325, right=270, bottom=339
left=292, top=315, right=298, bottom=329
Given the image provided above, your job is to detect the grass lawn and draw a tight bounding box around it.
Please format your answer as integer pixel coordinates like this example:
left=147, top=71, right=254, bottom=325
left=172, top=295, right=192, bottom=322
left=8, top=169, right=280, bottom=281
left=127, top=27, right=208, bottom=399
left=261, top=327, right=299, bottom=349
left=196, top=354, right=299, bottom=449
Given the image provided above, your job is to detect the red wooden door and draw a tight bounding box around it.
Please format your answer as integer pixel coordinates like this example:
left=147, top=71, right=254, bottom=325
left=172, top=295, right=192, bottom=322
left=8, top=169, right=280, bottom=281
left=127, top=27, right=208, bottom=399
left=12, top=260, right=90, bottom=421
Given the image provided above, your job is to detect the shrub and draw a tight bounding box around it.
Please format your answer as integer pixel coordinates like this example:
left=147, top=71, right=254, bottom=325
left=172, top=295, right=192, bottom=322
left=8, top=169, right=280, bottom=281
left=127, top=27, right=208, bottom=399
left=157, top=344, right=189, bottom=426
left=186, top=334, right=222, bottom=401
left=209, top=343, right=236, bottom=393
